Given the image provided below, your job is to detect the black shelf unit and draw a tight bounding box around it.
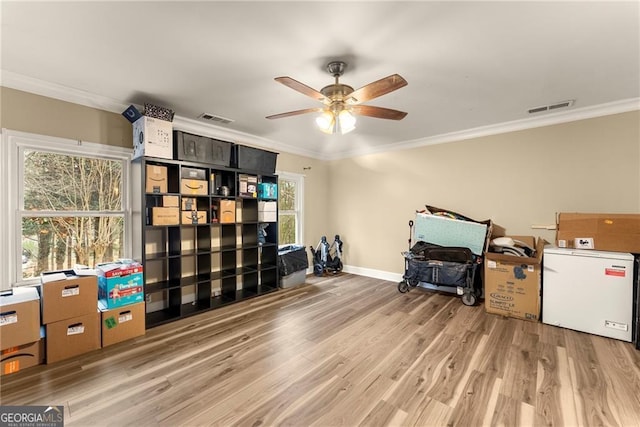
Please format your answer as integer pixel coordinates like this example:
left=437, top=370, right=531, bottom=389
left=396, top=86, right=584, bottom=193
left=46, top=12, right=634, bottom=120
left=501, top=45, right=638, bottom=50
left=132, top=156, right=279, bottom=328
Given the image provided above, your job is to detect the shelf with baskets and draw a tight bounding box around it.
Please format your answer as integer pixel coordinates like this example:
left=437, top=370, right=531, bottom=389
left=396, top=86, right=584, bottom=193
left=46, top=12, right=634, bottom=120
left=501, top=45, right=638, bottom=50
left=132, top=152, right=279, bottom=328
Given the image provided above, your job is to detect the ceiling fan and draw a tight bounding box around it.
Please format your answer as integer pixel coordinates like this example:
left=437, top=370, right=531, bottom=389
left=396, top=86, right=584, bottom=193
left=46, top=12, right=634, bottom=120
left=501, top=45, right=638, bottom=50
left=266, top=61, right=408, bottom=134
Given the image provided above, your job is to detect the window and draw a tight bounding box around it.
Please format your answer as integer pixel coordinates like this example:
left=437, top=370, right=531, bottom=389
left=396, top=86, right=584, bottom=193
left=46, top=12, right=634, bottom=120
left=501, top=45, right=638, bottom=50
left=277, top=172, right=304, bottom=246
left=2, top=130, right=132, bottom=288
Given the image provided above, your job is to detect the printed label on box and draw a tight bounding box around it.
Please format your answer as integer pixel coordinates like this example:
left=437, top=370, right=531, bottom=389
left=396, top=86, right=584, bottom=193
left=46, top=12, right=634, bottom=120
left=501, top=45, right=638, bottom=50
left=67, top=324, right=85, bottom=335
left=0, top=312, right=18, bottom=326
left=62, top=287, right=80, bottom=297
left=487, top=260, right=497, bottom=269
left=119, top=313, right=133, bottom=323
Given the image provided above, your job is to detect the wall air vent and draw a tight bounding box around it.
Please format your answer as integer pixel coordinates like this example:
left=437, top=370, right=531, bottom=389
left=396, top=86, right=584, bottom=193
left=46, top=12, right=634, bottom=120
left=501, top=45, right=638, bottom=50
left=528, top=106, right=549, bottom=114
left=528, top=100, right=575, bottom=114
left=198, top=113, right=234, bottom=124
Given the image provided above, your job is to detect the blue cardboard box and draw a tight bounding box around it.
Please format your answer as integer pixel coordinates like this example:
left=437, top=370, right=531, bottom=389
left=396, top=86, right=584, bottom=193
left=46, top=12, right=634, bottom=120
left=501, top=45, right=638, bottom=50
left=258, top=183, right=277, bottom=199
left=97, top=262, right=144, bottom=309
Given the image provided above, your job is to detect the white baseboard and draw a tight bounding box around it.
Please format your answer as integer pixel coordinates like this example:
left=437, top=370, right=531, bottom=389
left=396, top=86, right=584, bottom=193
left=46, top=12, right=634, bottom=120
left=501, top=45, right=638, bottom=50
left=341, top=265, right=403, bottom=283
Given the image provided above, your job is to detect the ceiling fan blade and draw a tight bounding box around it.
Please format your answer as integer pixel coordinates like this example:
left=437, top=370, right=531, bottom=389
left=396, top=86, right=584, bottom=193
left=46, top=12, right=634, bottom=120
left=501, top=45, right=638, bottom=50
left=274, top=77, right=329, bottom=103
left=345, top=74, right=408, bottom=104
left=266, top=107, right=324, bottom=120
left=351, top=105, right=408, bottom=120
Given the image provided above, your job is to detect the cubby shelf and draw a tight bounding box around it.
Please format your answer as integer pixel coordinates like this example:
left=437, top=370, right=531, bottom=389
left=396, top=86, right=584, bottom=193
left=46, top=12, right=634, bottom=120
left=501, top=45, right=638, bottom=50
left=132, top=156, right=279, bottom=328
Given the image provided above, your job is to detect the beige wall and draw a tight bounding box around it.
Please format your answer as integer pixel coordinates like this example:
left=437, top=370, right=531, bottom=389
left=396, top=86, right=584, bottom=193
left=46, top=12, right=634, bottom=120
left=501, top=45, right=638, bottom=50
left=1, top=87, right=331, bottom=254
left=1, top=87, right=132, bottom=147
left=3, top=87, right=638, bottom=277
left=328, top=111, right=640, bottom=275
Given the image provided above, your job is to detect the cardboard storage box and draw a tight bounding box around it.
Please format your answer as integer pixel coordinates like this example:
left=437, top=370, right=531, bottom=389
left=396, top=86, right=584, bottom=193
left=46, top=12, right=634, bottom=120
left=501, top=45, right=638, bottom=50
left=219, top=200, right=236, bottom=223
left=40, top=273, right=98, bottom=324
left=0, top=287, right=41, bottom=350
left=163, top=195, right=179, bottom=207
left=145, top=164, right=168, bottom=193
left=556, top=212, right=640, bottom=253
left=151, top=207, right=180, bottom=225
left=46, top=311, right=100, bottom=364
left=174, top=131, right=232, bottom=167
left=181, top=210, right=207, bottom=225
left=239, top=174, right=258, bottom=198
left=180, top=178, right=208, bottom=195
left=96, top=262, right=144, bottom=309
left=258, top=201, right=277, bottom=222
left=1, top=338, right=44, bottom=376
left=484, top=236, right=546, bottom=322
left=133, top=116, right=173, bottom=160
left=99, top=301, right=145, bottom=347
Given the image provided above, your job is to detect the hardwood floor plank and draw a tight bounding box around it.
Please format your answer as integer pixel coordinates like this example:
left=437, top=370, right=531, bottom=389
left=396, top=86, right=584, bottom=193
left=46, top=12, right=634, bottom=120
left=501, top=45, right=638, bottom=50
left=1, top=273, right=639, bottom=427
left=358, top=399, right=407, bottom=427
left=500, top=332, right=539, bottom=405
left=404, top=396, right=452, bottom=427
left=476, top=316, right=517, bottom=378
left=444, top=369, right=497, bottom=426
left=565, top=331, right=620, bottom=426
left=534, top=342, right=564, bottom=426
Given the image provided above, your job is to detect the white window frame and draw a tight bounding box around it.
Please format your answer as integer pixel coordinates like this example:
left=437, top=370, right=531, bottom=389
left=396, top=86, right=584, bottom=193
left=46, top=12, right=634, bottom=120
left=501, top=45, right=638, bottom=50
left=1, top=129, right=132, bottom=289
left=276, top=171, right=304, bottom=246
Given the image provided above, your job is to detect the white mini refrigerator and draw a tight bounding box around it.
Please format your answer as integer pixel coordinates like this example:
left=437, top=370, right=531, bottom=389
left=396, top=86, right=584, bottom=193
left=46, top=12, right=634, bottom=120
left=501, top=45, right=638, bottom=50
left=543, top=247, right=634, bottom=342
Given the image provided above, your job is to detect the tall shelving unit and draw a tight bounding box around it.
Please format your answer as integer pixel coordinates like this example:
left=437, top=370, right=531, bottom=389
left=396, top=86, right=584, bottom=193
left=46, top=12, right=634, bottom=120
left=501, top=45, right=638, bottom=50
left=131, top=156, right=279, bottom=328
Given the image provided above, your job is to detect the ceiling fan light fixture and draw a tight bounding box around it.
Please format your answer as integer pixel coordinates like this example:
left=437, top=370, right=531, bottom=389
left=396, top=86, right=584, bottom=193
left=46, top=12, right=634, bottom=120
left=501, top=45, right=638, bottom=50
left=315, top=111, right=335, bottom=134
left=315, top=109, right=356, bottom=135
left=268, top=60, right=407, bottom=132
left=337, top=109, right=356, bottom=134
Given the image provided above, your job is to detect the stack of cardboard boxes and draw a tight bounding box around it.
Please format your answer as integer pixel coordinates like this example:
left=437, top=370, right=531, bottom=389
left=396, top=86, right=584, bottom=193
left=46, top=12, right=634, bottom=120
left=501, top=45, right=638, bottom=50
left=40, top=271, right=101, bottom=364
left=180, top=167, right=208, bottom=224
left=147, top=164, right=180, bottom=226
left=0, top=287, right=43, bottom=375
left=96, top=261, right=146, bottom=348
left=1, top=265, right=147, bottom=375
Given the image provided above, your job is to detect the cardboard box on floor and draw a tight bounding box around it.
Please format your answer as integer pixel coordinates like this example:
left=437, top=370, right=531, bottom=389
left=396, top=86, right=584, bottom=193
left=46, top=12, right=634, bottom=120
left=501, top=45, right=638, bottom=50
left=46, top=311, right=100, bottom=364
left=1, top=337, right=44, bottom=376
left=96, top=261, right=144, bottom=309
left=484, top=236, right=546, bottom=322
left=99, top=301, right=145, bottom=347
left=0, top=287, right=41, bottom=350
left=39, top=271, right=98, bottom=324
left=556, top=212, right=640, bottom=253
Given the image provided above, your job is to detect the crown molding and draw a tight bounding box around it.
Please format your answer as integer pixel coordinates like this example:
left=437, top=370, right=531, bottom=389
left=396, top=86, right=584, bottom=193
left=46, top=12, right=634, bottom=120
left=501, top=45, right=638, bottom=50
left=325, top=97, right=640, bottom=160
left=3, top=70, right=638, bottom=161
left=0, top=70, right=320, bottom=160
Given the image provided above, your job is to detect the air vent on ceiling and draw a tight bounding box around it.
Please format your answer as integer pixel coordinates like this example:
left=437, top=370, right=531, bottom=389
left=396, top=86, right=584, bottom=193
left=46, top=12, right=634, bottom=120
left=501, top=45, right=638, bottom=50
left=528, top=99, right=575, bottom=114
left=198, top=113, right=234, bottom=124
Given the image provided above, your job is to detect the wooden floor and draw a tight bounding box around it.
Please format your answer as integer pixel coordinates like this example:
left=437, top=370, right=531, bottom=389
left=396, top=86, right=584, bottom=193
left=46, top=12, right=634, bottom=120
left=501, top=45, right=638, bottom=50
left=2, top=273, right=640, bottom=426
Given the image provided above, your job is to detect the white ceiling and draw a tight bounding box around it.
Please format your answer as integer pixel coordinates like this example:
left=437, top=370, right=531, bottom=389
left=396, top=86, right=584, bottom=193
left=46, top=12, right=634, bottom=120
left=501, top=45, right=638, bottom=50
left=2, top=1, right=639, bottom=160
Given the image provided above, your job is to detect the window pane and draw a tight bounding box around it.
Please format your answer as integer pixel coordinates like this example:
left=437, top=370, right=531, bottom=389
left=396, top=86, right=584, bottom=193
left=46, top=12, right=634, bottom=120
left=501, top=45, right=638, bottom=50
left=278, top=179, right=296, bottom=211
left=21, top=216, right=124, bottom=279
left=23, top=150, right=122, bottom=211
left=279, top=214, right=296, bottom=245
